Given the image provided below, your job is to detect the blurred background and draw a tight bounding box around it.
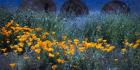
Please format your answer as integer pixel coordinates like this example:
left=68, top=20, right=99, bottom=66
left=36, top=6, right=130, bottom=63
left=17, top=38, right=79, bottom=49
left=0, top=0, right=140, bottom=14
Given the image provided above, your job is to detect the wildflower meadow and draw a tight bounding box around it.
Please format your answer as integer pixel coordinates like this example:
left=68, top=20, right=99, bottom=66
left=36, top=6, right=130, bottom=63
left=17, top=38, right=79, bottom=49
left=0, top=9, right=140, bottom=70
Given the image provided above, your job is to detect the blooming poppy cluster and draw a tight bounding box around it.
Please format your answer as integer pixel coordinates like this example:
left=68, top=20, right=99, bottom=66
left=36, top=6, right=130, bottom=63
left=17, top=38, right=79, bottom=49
left=0, top=20, right=140, bottom=69
left=123, top=39, right=140, bottom=49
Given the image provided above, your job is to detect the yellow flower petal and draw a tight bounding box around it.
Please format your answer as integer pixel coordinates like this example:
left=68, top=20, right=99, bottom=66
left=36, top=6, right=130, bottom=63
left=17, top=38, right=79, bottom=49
left=9, top=63, right=16, bottom=69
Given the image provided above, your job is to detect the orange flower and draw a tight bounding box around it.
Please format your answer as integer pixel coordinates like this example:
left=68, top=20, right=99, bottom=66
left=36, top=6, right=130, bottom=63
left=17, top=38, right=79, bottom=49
left=74, top=39, right=79, bottom=45
left=6, top=20, right=13, bottom=27
left=132, top=43, right=139, bottom=49
left=34, top=44, right=39, bottom=48
left=6, top=21, right=12, bottom=27
left=35, top=49, right=41, bottom=54
left=27, top=42, right=32, bottom=46
left=57, top=59, right=65, bottom=63
left=47, top=48, right=54, bottom=52
left=44, top=32, right=49, bottom=36
left=52, top=65, right=57, bottom=70
left=9, top=63, right=16, bottom=69
left=69, top=45, right=75, bottom=55
left=96, top=43, right=102, bottom=49
left=18, top=43, right=24, bottom=47
left=1, top=27, right=11, bottom=36
left=24, top=32, right=30, bottom=35
left=31, top=34, right=37, bottom=39
left=136, top=39, right=140, bottom=43
left=28, top=38, right=33, bottom=42
left=79, top=47, right=85, bottom=52
left=17, top=48, right=23, bottom=53
left=38, top=41, right=44, bottom=47
left=41, top=34, right=46, bottom=39
left=45, top=40, right=52, bottom=47
left=58, top=42, right=67, bottom=49
left=48, top=53, right=55, bottom=58
left=18, top=37, right=27, bottom=42
left=15, top=24, right=20, bottom=27
left=52, top=40, right=57, bottom=45
left=31, top=46, right=36, bottom=50
left=86, top=43, right=93, bottom=48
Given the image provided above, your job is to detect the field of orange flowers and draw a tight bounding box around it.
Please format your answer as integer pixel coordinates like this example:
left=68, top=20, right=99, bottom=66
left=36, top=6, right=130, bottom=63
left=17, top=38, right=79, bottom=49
left=0, top=19, right=140, bottom=70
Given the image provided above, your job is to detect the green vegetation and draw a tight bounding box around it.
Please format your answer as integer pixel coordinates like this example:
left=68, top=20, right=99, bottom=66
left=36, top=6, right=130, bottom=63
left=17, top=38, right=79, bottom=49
left=0, top=9, right=140, bottom=70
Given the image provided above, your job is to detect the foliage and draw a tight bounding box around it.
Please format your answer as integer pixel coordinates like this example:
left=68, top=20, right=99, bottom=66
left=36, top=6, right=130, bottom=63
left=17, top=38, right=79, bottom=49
left=0, top=11, right=140, bottom=70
